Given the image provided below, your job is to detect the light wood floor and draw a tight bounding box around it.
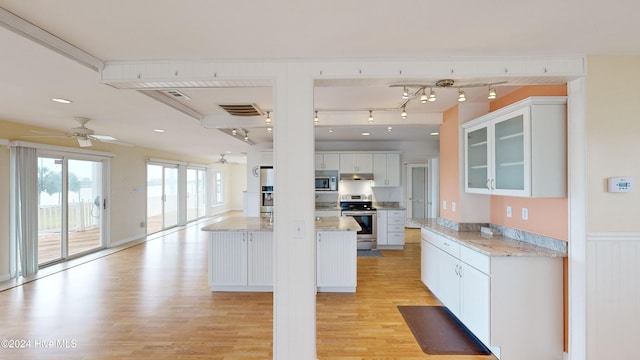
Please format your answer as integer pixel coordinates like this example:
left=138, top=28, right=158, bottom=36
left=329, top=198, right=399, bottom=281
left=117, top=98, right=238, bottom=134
left=0, top=214, right=496, bottom=360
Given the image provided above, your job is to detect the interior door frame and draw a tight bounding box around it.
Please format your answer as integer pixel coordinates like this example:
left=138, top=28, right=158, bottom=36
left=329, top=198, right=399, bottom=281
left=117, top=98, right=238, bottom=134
left=405, top=163, right=428, bottom=227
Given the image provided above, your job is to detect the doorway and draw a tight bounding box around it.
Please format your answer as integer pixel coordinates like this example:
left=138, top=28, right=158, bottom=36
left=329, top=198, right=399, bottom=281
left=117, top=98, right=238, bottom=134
left=37, top=155, right=105, bottom=265
left=146, top=163, right=179, bottom=233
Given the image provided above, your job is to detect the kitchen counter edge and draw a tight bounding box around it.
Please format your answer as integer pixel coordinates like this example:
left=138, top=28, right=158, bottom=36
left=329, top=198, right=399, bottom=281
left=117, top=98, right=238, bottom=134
left=201, top=216, right=361, bottom=232
left=412, top=218, right=566, bottom=258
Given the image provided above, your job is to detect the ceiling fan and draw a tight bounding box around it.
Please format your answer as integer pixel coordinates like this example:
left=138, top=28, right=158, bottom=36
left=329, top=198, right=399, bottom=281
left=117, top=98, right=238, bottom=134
left=216, top=153, right=228, bottom=164
left=27, top=117, right=133, bottom=147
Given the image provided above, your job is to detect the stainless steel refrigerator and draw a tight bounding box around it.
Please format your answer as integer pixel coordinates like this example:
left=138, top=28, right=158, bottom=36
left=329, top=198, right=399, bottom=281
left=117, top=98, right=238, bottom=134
left=259, top=166, right=274, bottom=217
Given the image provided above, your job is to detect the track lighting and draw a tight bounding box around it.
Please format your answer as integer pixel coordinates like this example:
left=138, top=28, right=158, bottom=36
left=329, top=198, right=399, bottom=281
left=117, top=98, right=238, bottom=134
left=457, top=89, right=466, bottom=102
left=231, top=128, right=237, bottom=136
left=368, top=110, right=374, bottom=124
left=244, top=130, right=249, bottom=141
left=428, top=88, right=437, bottom=102
left=314, top=111, right=319, bottom=125
left=265, top=111, right=271, bottom=124
left=387, top=126, right=393, bottom=132
left=267, top=127, right=272, bottom=134
left=488, top=87, right=497, bottom=100
left=401, top=105, right=407, bottom=120
left=402, top=87, right=409, bottom=100
left=420, top=89, right=428, bottom=103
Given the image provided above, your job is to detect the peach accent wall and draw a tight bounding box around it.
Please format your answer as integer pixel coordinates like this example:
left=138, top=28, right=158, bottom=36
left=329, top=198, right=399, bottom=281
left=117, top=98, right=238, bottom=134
left=439, top=105, right=460, bottom=221
left=488, top=85, right=569, bottom=241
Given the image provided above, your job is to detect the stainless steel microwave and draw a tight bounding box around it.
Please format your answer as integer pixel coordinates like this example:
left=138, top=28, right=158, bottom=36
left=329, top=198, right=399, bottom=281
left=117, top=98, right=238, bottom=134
left=315, top=176, right=337, bottom=191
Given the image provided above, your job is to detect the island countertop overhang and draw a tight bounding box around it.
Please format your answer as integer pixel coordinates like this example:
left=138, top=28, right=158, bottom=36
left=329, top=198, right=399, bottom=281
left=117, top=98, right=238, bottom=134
left=201, top=216, right=361, bottom=232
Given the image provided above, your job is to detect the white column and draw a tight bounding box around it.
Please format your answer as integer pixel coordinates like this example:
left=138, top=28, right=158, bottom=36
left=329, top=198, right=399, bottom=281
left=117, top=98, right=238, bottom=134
left=272, top=63, right=316, bottom=359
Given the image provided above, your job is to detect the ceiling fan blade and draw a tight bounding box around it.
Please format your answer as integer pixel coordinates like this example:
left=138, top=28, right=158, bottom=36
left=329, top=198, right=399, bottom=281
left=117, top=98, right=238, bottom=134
left=97, top=138, right=135, bottom=147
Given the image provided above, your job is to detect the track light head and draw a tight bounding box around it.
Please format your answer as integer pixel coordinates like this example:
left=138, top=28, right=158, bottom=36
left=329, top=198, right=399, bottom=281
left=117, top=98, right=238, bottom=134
left=402, top=87, right=409, bottom=100
left=488, top=87, right=497, bottom=100
left=457, top=89, right=466, bottom=102
left=420, top=89, right=428, bottom=103
left=368, top=110, right=374, bottom=124
left=265, top=111, right=271, bottom=124
left=401, top=106, right=407, bottom=120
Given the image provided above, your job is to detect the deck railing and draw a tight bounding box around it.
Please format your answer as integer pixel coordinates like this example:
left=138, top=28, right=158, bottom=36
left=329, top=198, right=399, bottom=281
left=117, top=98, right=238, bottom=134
left=38, top=202, right=100, bottom=233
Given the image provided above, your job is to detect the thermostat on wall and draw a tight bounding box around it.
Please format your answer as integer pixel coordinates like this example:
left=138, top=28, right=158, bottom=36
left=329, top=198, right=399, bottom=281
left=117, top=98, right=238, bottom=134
left=607, top=177, right=633, bottom=193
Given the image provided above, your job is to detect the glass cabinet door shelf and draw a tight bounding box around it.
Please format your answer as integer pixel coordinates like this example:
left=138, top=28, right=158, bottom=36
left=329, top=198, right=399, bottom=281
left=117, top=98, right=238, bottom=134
left=463, top=96, right=567, bottom=198
left=465, top=124, right=490, bottom=193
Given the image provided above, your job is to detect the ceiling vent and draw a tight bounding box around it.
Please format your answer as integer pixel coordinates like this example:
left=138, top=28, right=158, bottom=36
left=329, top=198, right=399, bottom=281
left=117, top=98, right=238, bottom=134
left=163, top=89, right=191, bottom=100
left=219, top=103, right=263, bottom=116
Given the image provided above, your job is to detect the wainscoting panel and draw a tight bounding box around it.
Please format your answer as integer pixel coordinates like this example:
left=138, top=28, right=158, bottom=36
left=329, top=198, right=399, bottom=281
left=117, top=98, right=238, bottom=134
left=587, top=232, right=640, bottom=360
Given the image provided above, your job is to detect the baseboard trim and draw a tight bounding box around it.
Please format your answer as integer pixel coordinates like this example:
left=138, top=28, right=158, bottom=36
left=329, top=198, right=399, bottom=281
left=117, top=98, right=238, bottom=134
left=0, top=273, right=10, bottom=283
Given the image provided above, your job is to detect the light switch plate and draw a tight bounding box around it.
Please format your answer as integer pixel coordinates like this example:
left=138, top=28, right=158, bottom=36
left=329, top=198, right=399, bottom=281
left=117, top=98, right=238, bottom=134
left=522, top=208, right=529, bottom=220
left=506, top=206, right=512, bottom=218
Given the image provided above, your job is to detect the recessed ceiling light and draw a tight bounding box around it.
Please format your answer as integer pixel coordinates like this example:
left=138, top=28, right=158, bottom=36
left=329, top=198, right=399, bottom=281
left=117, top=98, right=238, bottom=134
left=153, top=129, right=165, bottom=133
left=430, top=132, right=439, bottom=136
left=361, top=132, right=370, bottom=136
left=51, top=98, right=71, bottom=104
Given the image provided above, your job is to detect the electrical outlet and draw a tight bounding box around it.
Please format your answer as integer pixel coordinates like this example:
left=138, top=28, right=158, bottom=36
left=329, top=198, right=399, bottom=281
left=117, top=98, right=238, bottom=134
left=452, top=202, right=456, bottom=212
left=522, top=208, right=529, bottom=220
left=506, top=206, right=512, bottom=218
left=443, top=200, right=447, bottom=210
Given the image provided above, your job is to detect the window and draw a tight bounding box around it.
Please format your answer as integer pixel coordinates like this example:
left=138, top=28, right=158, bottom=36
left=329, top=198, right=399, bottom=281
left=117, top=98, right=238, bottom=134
left=212, top=171, right=223, bottom=205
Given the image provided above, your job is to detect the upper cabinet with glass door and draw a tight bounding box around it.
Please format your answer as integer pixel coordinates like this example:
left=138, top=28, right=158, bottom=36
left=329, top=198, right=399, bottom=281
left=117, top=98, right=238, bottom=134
left=463, top=96, right=567, bottom=198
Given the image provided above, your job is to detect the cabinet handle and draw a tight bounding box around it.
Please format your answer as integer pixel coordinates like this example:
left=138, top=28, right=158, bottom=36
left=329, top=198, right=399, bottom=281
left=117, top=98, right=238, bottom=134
left=249, top=233, right=253, bottom=242
left=455, top=264, right=459, bottom=276
left=486, top=179, right=491, bottom=190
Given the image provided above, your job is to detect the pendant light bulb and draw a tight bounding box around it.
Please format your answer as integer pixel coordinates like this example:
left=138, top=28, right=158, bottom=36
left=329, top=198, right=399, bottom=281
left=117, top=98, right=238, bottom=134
left=457, top=89, right=466, bottom=102
left=401, top=105, right=407, bottom=120
left=314, top=111, right=319, bottom=125
left=265, top=111, right=271, bottom=124
left=428, top=88, right=437, bottom=102
left=368, top=110, right=374, bottom=124
left=420, top=89, right=428, bottom=103
left=402, top=87, right=409, bottom=100
left=488, top=87, right=497, bottom=100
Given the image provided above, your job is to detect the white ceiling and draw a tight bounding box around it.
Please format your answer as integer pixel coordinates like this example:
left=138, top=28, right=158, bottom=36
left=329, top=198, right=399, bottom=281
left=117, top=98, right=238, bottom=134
left=1, top=1, right=639, bottom=163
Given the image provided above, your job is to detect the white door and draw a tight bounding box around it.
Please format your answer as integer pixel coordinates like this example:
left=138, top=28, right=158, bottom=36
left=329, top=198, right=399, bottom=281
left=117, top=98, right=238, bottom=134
left=406, top=164, right=428, bottom=227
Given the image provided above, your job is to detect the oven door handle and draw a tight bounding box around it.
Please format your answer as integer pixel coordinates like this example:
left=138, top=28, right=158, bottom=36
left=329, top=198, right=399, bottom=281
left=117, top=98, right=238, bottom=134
left=342, top=211, right=377, bottom=216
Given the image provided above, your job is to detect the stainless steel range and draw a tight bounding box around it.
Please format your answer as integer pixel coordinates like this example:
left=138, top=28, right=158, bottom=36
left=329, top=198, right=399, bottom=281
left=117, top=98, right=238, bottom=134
left=340, top=194, right=377, bottom=250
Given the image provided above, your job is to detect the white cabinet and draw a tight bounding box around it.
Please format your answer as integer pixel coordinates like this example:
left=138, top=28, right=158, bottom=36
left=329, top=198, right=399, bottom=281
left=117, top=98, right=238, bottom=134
left=372, top=153, right=401, bottom=187
left=339, top=153, right=373, bottom=174
left=377, top=209, right=405, bottom=249
left=316, top=231, right=357, bottom=292
left=463, top=96, right=567, bottom=197
left=315, top=153, right=340, bottom=170
left=208, top=231, right=273, bottom=291
left=260, top=151, right=273, bottom=166
left=419, top=227, right=563, bottom=360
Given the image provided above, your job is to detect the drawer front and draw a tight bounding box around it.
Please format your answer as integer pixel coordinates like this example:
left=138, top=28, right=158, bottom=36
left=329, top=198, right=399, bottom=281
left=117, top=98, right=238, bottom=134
left=421, top=228, right=439, bottom=245
left=388, top=210, right=406, bottom=218
left=387, top=232, right=404, bottom=245
left=388, top=224, right=405, bottom=232
left=438, top=236, right=461, bottom=257
left=460, top=245, right=490, bottom=274
left=388, top=217, right=405, bottom=226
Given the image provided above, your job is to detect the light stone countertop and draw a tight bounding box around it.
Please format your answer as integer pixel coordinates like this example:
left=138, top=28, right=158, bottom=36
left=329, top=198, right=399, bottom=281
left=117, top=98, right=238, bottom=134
left=201, top=216, right=361, bottom=232
left=412, top=218, right=566, bottom=258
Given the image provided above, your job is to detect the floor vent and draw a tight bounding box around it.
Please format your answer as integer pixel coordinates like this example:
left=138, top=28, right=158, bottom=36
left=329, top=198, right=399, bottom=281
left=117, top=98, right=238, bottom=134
left=219, top=103, right=263, bottom=116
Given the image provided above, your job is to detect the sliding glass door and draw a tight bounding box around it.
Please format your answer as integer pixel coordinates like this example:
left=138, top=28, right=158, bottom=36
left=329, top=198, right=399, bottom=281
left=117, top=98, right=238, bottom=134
left=146, top=163, right=179, bottom=233
left=37, top=156, right=105, bottom=265
left=186, top=167, right=207, bottom=222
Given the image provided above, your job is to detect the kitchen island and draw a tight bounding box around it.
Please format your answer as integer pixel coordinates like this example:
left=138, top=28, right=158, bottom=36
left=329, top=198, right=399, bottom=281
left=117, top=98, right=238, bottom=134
left=201, top=216, right=361, bottom=292
left=413, top=218, right=566, bottom=360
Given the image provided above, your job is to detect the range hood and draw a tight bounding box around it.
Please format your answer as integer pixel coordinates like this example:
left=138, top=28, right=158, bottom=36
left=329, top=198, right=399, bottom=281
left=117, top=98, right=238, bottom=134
left=340, top=173, right=374, bottom=181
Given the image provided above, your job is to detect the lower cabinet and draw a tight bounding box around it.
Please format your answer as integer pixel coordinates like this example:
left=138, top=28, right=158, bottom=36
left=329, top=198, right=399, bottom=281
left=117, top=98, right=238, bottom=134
left=420, top=227, right=563, bottom=360
left=208, top=231, right=273, bottom=291
left=316, top=231, right=357, bottom=292
left=377, top=209, right=406, bottom=249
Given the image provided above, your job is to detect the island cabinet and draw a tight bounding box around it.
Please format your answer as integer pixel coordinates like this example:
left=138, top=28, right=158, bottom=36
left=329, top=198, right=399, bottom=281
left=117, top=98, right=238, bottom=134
left=420, top=227, right=563, bottom=360
left=372, top=153, right=400, bottom=187
left=208, top=231, right=273, bottom=292
left=463, top=96, right=567, bottom=197
left=316, top=231, right=357, bottom=292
